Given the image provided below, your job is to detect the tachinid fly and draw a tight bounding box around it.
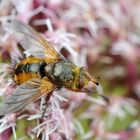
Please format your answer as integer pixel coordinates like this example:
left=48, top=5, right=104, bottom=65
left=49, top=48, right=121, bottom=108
left=0, top=20, right=108, bottom=116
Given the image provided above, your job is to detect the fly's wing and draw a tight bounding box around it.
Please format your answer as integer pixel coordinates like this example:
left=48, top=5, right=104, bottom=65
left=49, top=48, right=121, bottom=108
left=8, top=20, right=63, bottom=63
left=0, top=77, right=55, bottom=115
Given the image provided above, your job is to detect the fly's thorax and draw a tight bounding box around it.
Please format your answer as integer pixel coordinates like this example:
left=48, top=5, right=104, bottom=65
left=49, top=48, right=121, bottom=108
left=45, top=60, right=74, bottom=85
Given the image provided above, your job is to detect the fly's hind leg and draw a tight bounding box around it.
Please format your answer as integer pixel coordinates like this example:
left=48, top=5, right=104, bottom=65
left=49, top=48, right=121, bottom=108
left=40, top=77, right=56, bottom=118
left=41, top=92, right=53, bottom=118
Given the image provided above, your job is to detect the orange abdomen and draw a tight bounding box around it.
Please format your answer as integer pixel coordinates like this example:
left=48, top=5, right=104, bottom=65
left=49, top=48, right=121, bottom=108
left=14, top=57, right=46, bottom=85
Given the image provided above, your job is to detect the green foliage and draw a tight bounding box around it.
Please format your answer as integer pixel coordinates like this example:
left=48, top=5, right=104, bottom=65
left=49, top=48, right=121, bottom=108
left=10, top=119, right=38, bottom=140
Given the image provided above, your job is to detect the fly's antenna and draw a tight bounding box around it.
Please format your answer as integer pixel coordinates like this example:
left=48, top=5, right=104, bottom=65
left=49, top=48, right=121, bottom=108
left=90, top=77, right=110, bottom=104
left=84, top=71, right=109, bottom=104
left=90, top=77, right=99, bottom=86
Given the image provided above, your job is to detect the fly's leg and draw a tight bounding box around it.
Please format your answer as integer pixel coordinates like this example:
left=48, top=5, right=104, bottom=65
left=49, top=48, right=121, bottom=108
left=39, top=76, right=56, bottom=118
left=41, top=92, right=53, bottom=118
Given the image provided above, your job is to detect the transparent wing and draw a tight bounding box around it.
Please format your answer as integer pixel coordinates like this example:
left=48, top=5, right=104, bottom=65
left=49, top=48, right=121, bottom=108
left=8, top=20, right=63, bottom=62
left=0, top=78, right=55, bottom=115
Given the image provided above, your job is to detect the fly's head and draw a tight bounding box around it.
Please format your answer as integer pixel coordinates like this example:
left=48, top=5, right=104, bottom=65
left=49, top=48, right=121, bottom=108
left=66, top=67, right=109, bottom=103
left=66, top=67, right=99, bottom=91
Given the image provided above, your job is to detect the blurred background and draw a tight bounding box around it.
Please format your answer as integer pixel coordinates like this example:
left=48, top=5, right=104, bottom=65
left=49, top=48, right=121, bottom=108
left=0, top=0, right=140, bottom=140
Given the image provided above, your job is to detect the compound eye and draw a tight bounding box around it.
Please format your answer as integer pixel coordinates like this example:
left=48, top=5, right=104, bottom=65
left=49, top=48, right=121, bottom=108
left=78, top=78, right=85, bottom=89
